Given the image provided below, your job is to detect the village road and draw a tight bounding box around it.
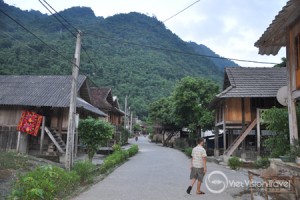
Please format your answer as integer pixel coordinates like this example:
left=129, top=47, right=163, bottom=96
left=73, top=137, right=253, bottom=200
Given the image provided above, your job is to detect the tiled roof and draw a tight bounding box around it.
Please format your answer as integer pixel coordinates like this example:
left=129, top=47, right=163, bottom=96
left=217, top=67, right=287, bottom=98
left=0, top=75, right=106, bottom=116
left=255, top=0, right=300, bottom=55
left=90, top=87, right=112, bottom=111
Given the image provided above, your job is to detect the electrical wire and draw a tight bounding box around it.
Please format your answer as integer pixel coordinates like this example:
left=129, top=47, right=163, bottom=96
left=38, top=0, right=279, bottom=65
left=162, top=0, right=201, bottom=23
left=0, top=8, right=79, bottom=68
left=88, top=33, right=279, bottom=65
left=39, top=0, right=77, bottom=38
left=39, top=0, right=101, bottom=71
left=0, top=31, right=64, bottom=65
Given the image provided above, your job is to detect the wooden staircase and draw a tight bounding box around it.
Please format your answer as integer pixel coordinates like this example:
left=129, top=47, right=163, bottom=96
left=44, top=127, right=66, bottom=154
left=223, top=118, right=257, bottom=157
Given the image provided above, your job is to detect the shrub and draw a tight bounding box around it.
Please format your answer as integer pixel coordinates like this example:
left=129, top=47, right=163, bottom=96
left=72, top=160, right=96, bottom=183
left=78, top=118, right=114, bottom=161
left=254, top=157, right=270, bottom=169
left=112, top=144, right=121, bottom=152
left=100, top=145, right=139, bottom=174
left=228, top=156, right=242, bottom=170
left=184, top=147, right=193, bottom=157
left=10, top=165, right=79, bottom=200
left=128, top=144, right=139, bottom=157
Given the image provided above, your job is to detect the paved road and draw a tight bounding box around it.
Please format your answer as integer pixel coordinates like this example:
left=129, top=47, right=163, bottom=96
left=73, top=137, right=253, bottom=200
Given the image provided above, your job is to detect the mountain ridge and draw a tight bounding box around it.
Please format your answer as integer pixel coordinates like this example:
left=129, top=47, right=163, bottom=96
left=0, top=2, right=238, bottom=117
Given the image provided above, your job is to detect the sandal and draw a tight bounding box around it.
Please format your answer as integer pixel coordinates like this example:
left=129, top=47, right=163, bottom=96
left=196, top=191, right=205, bottom=195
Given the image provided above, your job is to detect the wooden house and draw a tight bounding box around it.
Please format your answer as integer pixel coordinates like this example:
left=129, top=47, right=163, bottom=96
left=213, top=67, right=287, bottom=159
left=0, top=75, right=106, bottom=155
left=90, top=87, right=125, bottom=126
left=255, top=0, right=300, bottom=144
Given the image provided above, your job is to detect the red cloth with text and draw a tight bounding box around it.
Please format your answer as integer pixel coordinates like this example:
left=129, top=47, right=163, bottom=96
left=17, top=111, right=43, bottom=136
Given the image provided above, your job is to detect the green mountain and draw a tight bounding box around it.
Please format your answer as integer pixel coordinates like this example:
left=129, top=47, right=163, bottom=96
left=0, top=1, right=237, bottom=118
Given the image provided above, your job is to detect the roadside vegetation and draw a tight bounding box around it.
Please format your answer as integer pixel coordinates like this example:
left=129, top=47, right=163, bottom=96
left=7, top=144, right=139, bottom=200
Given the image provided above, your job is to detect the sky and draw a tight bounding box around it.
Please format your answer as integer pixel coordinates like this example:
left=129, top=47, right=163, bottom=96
left=4, top=0, right=288, bottom=67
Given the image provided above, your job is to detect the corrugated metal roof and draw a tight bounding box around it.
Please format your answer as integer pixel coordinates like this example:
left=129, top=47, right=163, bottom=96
left=255, top=0, right=300, bottom=55
left=77, top=97, right=107, bottom=116
left=217, top=67, right=287, bottom=98
left=0, top=75, right=106, bottom=116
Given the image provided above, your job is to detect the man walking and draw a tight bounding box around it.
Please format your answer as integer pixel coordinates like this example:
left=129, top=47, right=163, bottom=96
left=186, top=138, right=207, bottom=195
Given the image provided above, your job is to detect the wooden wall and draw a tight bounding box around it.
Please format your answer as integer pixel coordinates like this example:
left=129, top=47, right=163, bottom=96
left=225, top=98, right=251, bottom=123
left=0, top=106, right=23, bottom=150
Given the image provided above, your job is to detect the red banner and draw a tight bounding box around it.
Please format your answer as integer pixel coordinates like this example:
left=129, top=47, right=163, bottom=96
left=17, top=111, right=43, bottom=136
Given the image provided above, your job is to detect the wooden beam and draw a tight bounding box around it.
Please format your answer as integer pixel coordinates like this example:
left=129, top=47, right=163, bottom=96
left=39, top=116, right=46, bottom=155
left=16, top=131, right=21, bottom=153
left=256, top=109, right=261, bottom=156
left=223, top=105, right=226, bottom=151
left=287, top=29, right=299, bottom=144
left=241, top=98, right=246, bottom=150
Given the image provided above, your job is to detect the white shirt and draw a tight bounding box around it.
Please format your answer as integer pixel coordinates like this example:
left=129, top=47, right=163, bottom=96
left=191, top=145, right=207, bottom=168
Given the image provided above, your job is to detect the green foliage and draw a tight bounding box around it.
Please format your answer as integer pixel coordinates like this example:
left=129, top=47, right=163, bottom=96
left=0, top=2, right=231, bottom=119
left=120, top=126, right=130, bottom=145
left=127, top=144, right=139, bottom=157
left=100, top=145, right=138, bottom=174
left=289, top=139, right=300, bottom=160
left=149, top=96, right=180, bottom=132
left=10, top=165, right=79, bottom=200
left=173, top=76, right=219, bottom=131
left=0, top=151, right=29, bottom=170
left=228, top=156, right=242, bottom=170
left=78, top=118, right=114, bottom=160
left=72, top=160, right=96, bottom=184
left=112, top=144, right=121, bottom=152
left=261, top=107, right=300, bottom=157
left=133, top=124, right=142, bottom=132
left=254, top=158, right=270, bottom=169
left=184, top=147, right=193, bottom=158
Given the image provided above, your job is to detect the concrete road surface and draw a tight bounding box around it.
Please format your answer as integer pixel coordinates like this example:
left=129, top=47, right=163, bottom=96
left=73, top=136, right=253, bottom=200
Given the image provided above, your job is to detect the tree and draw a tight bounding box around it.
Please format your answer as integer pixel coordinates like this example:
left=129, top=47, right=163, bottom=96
left=262, top=106, right=300, bottom=157
left=173, top=76, right=219, bottom=134
left=274, top=57, right=286, bottom=67
left=148, top=96, right=180, bottom=145
left=78, top=117, right=114, bottom=161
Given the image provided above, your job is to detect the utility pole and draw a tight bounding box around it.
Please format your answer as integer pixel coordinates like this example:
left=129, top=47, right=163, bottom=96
left=65, top=31, right=81, bottom=171
left=129, top=112, right=133, bottom=134
left=122, top=96, right=127, bottom=144
left=124, top=96, right=128, bottom=130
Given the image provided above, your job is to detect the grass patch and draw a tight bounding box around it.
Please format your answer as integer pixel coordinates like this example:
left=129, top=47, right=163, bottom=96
left=184, top=147, right=193, bottom=158
left=72, top=160, right=96, bottom=184
left=0, top=151, right=29, bottom=170
left=228, top=156, right=242, bottom=170
left=10, top=165, right=79, bottom=200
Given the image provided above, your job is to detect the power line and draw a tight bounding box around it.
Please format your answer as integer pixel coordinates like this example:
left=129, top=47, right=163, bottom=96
left=39, top=0, right=77, bottom=38
left=88, top=33, right=279, bottom=65
left=40, top=0, right=101, bottom=71
left=37, top=0, right=278, bottom=65
left=0, top=31, right=63, bottom=64
left=162, top=0, right=201, bottom=23
left=40, top=0, right=80, bottom=33
left=0, top=8, right=79, bottom=68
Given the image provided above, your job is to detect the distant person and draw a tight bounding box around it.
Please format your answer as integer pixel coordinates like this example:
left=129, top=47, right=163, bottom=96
left=186, top=137, right=207, bottom=195
left=135, top=134, right=138, bottom=142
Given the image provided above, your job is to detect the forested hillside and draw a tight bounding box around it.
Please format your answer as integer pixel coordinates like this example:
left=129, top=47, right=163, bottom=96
left=0, top=1, right=237, bottom=118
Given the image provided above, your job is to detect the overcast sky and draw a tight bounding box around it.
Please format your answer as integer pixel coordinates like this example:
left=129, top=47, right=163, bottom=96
left=4, top=0, right=288, bottom=67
